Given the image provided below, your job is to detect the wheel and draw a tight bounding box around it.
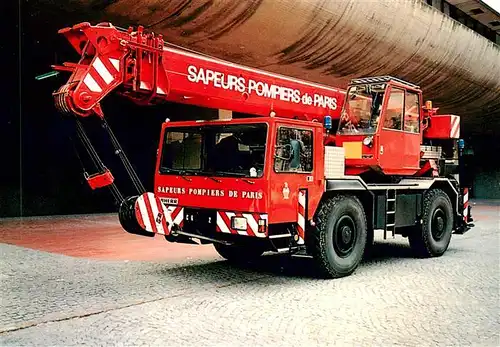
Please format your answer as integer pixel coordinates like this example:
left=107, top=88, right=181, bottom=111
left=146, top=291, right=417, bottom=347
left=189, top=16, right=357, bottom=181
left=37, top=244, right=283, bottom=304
left=310, top=194, right=368, bottom=279
left=213, top=243, right=265, bottom=263
left=409, top=189, right=453, bottom=258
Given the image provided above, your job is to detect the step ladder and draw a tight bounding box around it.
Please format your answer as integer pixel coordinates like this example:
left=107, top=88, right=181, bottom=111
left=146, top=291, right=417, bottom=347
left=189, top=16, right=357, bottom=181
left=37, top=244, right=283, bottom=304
left=385, top=189, right=396, bottom=239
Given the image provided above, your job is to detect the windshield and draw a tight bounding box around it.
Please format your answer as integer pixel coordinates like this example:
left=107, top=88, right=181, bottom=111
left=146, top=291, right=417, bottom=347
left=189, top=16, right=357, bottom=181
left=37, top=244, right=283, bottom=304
left=338, top=83, right=386, bottom=135
left=159, top=123, right=267, bottom=178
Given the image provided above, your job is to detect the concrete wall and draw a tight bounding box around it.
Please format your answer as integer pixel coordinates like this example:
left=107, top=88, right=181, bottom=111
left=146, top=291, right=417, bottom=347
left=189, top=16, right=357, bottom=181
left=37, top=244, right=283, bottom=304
left=36, top=0, right=500, bottom=133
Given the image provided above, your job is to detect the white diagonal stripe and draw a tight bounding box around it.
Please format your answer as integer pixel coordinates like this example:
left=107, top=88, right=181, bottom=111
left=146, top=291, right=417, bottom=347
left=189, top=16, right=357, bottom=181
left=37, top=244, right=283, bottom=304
left=83, top=74, right=102, bottom=92
left=299, top=192, right=306, bottom=207
left=157, top=87, right=166, bottom=94
left=173, top=208, right=184, bottom=225
left=298, top=214, right=305, bottom=230
left=109, top=58, right=120, bottom=72
left=137, top=195, right=152, bottom=232
left=217, top=212, right=231, bottom=234
left=451, top=116, right=460, bottom=138
left=243, top=213, right=258, bottom=233
left=93, top=57, right=113, bottom=84
left=147, top=193, right=165, bottom=235
left=464, top=192, right=469, bottom=203
left=161, top=203, right=174, bottom=231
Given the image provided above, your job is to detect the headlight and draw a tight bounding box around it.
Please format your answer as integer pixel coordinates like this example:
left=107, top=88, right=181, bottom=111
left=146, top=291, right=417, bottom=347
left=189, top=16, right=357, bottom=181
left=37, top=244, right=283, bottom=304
left=231, top=217, right=247, bottom=231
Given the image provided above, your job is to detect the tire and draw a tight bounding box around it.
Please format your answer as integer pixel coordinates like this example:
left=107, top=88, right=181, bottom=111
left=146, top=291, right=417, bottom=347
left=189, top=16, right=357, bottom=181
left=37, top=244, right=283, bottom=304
left=409, top=189, right=453, bottom=258
left=310, top=194, right=368, bottom=279
left=213, top=243, right=264, bottom=263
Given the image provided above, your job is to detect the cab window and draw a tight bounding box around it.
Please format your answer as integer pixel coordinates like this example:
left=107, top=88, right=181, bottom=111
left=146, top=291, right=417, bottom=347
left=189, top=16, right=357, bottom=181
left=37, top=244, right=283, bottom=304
left=383, top=88, right=404, bottom=130
left=274, top=127, right=313, bottom=172
left=404, top=91, right=420, bottom=133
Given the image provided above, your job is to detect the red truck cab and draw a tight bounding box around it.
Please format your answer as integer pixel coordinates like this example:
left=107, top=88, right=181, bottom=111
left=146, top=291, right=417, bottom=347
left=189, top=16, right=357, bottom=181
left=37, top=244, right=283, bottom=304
left=153, top=116, right=325, bottom=243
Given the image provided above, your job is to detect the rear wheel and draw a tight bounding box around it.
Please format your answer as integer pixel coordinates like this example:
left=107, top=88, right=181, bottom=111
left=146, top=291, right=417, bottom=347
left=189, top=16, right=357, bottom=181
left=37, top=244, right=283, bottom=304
left=409, top=189, right=453, bottom=257
left=213, top=243, right=265, bottom=263
left=311, top=195, right=368, bottom=279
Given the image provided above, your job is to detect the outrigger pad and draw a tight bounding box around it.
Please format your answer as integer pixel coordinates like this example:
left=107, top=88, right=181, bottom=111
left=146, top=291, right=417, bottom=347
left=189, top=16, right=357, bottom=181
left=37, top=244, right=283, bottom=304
left=134, top=192, right=172, bottom=235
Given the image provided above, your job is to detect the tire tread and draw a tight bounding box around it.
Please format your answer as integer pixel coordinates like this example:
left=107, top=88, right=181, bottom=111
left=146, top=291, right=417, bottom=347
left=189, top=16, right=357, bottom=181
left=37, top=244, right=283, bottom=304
left=311, top=194, right=367, bottom=278
left=409, top=188, right=453, bottom=257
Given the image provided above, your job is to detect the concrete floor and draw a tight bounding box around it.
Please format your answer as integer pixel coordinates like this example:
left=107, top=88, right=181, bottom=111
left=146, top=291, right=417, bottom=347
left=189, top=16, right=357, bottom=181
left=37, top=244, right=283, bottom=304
left=0, top=201, right=498, bottom=346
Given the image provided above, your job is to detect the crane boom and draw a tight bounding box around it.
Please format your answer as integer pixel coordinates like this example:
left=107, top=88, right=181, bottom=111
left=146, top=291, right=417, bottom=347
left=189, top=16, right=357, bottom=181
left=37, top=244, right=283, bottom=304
left=53, top=22, right=345, bottom=121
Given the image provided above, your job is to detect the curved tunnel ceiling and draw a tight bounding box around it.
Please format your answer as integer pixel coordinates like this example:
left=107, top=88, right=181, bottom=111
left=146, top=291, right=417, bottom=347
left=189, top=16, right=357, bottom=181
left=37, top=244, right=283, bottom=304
left=40, top=0, right=500, bottom=133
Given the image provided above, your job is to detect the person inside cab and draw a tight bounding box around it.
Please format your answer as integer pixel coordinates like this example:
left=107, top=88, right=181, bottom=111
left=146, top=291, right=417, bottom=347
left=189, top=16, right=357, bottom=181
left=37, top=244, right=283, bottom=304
left=289, top=129, right=305, bottom=171
left=212, top=132, right=244, bottom=172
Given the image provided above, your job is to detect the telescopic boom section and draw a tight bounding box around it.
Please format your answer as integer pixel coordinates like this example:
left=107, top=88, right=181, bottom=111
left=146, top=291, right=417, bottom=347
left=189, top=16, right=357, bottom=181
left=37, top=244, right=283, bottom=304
left=52, top=22, right=345, bottom=120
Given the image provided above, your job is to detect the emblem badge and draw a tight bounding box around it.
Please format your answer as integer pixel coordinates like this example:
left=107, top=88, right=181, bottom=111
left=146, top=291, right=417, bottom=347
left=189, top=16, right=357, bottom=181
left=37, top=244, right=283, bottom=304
left=282, top=182, right=290, bottom=199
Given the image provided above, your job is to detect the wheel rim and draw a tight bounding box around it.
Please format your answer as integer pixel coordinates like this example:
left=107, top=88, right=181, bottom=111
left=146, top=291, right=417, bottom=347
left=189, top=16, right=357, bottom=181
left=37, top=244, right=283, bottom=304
left=333, top=215, right=357, bottom=257
left=431, top=207, right=447, bottom=241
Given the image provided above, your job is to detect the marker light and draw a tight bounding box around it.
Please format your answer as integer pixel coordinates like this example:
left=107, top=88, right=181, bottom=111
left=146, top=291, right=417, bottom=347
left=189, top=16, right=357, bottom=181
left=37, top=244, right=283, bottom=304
left=324, top=115, right=332, bottom=130
left=35, top=71, right=59, bottom=80
left=363, top=136, right=373, bottom=147
left=258, top=219, right=267, bottom=234
left=458, top=139, right=465, bottom=149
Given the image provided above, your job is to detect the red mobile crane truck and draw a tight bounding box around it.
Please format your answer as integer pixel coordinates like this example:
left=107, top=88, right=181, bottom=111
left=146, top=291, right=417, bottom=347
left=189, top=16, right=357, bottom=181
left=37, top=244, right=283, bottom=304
left=51, top=22, right=473, bottom=278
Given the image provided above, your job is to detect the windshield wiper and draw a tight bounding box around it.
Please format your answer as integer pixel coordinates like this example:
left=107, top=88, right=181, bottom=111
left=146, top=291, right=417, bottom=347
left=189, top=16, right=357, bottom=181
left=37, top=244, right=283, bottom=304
left=160, top=168, right=200, bottom=181
left=213, top=171, right=247, bottom=177
left=161, top=168, right=197, bottom=175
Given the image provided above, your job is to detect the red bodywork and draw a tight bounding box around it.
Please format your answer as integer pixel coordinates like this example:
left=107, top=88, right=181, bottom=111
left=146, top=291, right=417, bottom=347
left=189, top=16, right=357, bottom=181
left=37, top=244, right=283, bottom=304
left=52, top=22, right=463, bottom=242
left=53, top=22, right=345, bottom=122
left=52, top=22, right=341, bottom=238
left=154, top=117, right=325, bottom=226
left=424, top=115, right=461, bottom=139
left=335, top=81, right=425, bottom=176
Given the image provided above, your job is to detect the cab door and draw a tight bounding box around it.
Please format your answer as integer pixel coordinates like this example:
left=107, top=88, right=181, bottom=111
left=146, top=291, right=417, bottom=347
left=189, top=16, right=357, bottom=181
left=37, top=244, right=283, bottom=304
left=378, top=86, right=421, bottom=175
left=401, top=90, right=422, bottom=171
left=378, top=86, right=406, bottom=175
left=268, top=122, right=322, bottom=225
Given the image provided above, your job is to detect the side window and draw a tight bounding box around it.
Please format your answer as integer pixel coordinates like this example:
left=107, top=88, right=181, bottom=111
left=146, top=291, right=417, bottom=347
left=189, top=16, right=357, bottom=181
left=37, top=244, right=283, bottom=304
left=383, top=88, right=404, bottom=130
left=274, top=127, right=313, bottom=172
left=404, top=92, right=420, bottom=133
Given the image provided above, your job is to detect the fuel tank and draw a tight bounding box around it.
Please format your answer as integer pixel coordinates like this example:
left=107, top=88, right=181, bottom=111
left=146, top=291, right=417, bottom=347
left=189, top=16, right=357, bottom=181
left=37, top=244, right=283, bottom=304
left=41, top=0, right=500, bottom=131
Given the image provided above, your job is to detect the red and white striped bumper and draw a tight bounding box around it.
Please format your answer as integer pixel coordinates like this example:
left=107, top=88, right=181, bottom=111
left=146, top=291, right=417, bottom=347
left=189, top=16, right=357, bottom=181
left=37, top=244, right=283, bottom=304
left=133, top=193, right=267, bottom=238
left=215, top=211, right=268, bottom=238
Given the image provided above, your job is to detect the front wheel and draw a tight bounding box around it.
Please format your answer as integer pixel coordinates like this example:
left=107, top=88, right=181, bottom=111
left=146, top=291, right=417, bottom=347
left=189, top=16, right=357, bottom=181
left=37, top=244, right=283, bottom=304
left=409, top=189, right=453, bottom=257
left=310, top=194, right=368, bottom=279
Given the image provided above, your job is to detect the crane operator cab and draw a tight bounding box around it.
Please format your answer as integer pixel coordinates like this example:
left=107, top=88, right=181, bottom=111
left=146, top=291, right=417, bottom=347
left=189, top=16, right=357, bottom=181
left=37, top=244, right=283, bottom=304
left=334, top=76, right=423, bottom=178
